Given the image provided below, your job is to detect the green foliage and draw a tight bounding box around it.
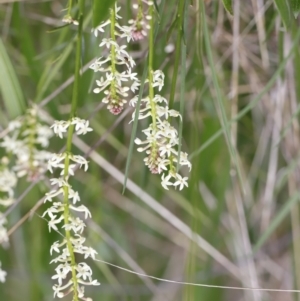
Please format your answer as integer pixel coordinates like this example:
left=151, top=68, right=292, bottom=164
left=273, top=0, right=292, bottom=28
left=93, top=0, right=117, bottom=27
left=0, top=39, right=25, bottom=118
left=291, top=0, right=300, bottom=16
left=222, top=0, right=233, bottom=15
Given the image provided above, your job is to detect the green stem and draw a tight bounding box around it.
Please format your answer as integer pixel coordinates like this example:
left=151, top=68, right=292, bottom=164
left=68, top=0, right=73, bottom=16
left=110, top=6, right=117, bottom=98
left=168, top=0, right=185, bottom=174
left=148, top=3, right=156, bottom=128
left=169, top=0, right=185, bottom=110
left=27, top=112, right=36, bottom=172
left=61, top=1, right=85, bottom=300
left=136, top=0, right=144, bottom=29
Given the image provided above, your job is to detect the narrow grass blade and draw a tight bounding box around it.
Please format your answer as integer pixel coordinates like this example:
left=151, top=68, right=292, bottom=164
left=273, top=0, right=292, bottom=29
left=0, top=38, right=26, bottom=118
left=122, top=66, right=147, bottom=195
left=166, top=17, right=178, bottom=43
left=291, top=0, right=300, bottom=17
left=12, top=3, right=39, bottom=83
left=177, top=0, right=188, bottom=172
left=123, top=0, right=166, bottom=193
left=222, top=0, right=233, bottom=14
left=46, top=24, right=70, bottom=33
left=35, top=12, right=92, bottom=103
left=93, top=0, right=116, bottom=28
left=169, top=0, right=185, bottom=110
left=272, top=102, right=300, bottom=146
left=253, top=192, right=300, bottom=252
left=35, top=41, right=73, bottom=103
left=200, top=0, right=245, bottom=193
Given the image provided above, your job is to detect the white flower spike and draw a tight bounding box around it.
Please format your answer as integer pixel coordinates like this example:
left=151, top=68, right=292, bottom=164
left=90, top=4, right=140, bottom=115
left=44, top=118, right=99, bottom=300
left=130, top=70, right=191, bottom=190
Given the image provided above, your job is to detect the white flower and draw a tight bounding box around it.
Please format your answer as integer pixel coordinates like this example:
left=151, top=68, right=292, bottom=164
left=69, top=155, right=89, bottom=171
left=48, top=215, right=64, bottom=232
left=50, top=241, right=64, bottom=255
left=50, top=177, right=69, bottom=188
left=161, top=174, right=173, bottom=190
left=48, top=153, right=67, bottom=173
left=51, top=120, right=70, bottom=139
left=82, top=247, right=98, bottom=260
left=90, top=4, right=140, bottom=115
left=92, top=20, right=110, bottom=37
left=71, top=118, right=93, bottom=135
left=70, top=205, right=91, bottom=219
left=44, top=188, right=64, bottom=203
left=69, top=188, right=80, bottom=204
left=0, top=263, right=7, bottom=283
left=52, top=268, right=67, bottom=285
left=64, top=217, right=86, bottom=233
left=8, top=120, right=22, bottom=131
left=130, top=69, right=191, bottom=190
left=173, top=174, right=188, bottom=190
left=159, top=143, right=173, bottom=157
left=43, top=205, right=64, bottom=220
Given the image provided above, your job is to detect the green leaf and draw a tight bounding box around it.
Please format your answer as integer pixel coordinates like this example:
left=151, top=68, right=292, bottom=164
left=0, top=38, right=26, bottom=118
left=122, top=65, right=148, bottom=195
left=291, top=0, right=300, bottom=17
left=222, top=0, right=233, bottom=14
left=177, top=0, right=188, bottom=172
left=166, top=17, right=178, bottom=43
left=93, top=0, right=116, bottom=28
left=153, top=0, right=160, bottom=13
left=46, top=24, right=70, bottom=33
left=273, top=0, right=292, bottom=29
left=35, top=11, right=92, bottom=102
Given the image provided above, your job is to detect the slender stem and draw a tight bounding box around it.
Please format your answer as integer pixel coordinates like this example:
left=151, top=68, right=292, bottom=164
left=148, top=3, right=156, bottom=128
left=110, top=6, right=117, bottom=98
left=137, top=0, right=144, bottom=29
left=169, top=0, right=185, bottom=110
left=61, top=1, right=85, bottom=300
left=168, top=0, right=185, bottom=174
left=28, top=113, right=37, bottom=172
left=68, top=0, right=73, bottom=16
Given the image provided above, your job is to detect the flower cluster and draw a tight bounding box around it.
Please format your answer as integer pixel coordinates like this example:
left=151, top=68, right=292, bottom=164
left=90, top=4, right=140, bottom=115
left=130, top=70, right=191, bottom=190
left=44, top=118, right=99, bottom=300
left=1, top=105, right=53, bottom=181
left=128, top=0, right=153, bottom=41
left=0, top=157, right=17, bottom=283
left=51, top=117, right=92, bottom=139
left=62, top=15, right=79, bottom=25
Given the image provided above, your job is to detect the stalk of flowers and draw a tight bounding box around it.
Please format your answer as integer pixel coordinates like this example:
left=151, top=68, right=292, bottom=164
left=44, top=118, right=99, bottom=300
left=90, top=3, right=140, bottom=115
left=130, top=2, right=191, bottom=190
left=62, top=0, right=79, bottom=25
left=128, top=0, right=153, bottom=41
left=0, top=105, right=53, bottom=181
left=43, top=2, right=99, bottom=299
left=0, top=157, right=17, bottom=283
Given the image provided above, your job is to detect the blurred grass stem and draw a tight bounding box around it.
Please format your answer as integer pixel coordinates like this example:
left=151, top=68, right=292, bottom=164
left=61, top=0, right=85, bottom=299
